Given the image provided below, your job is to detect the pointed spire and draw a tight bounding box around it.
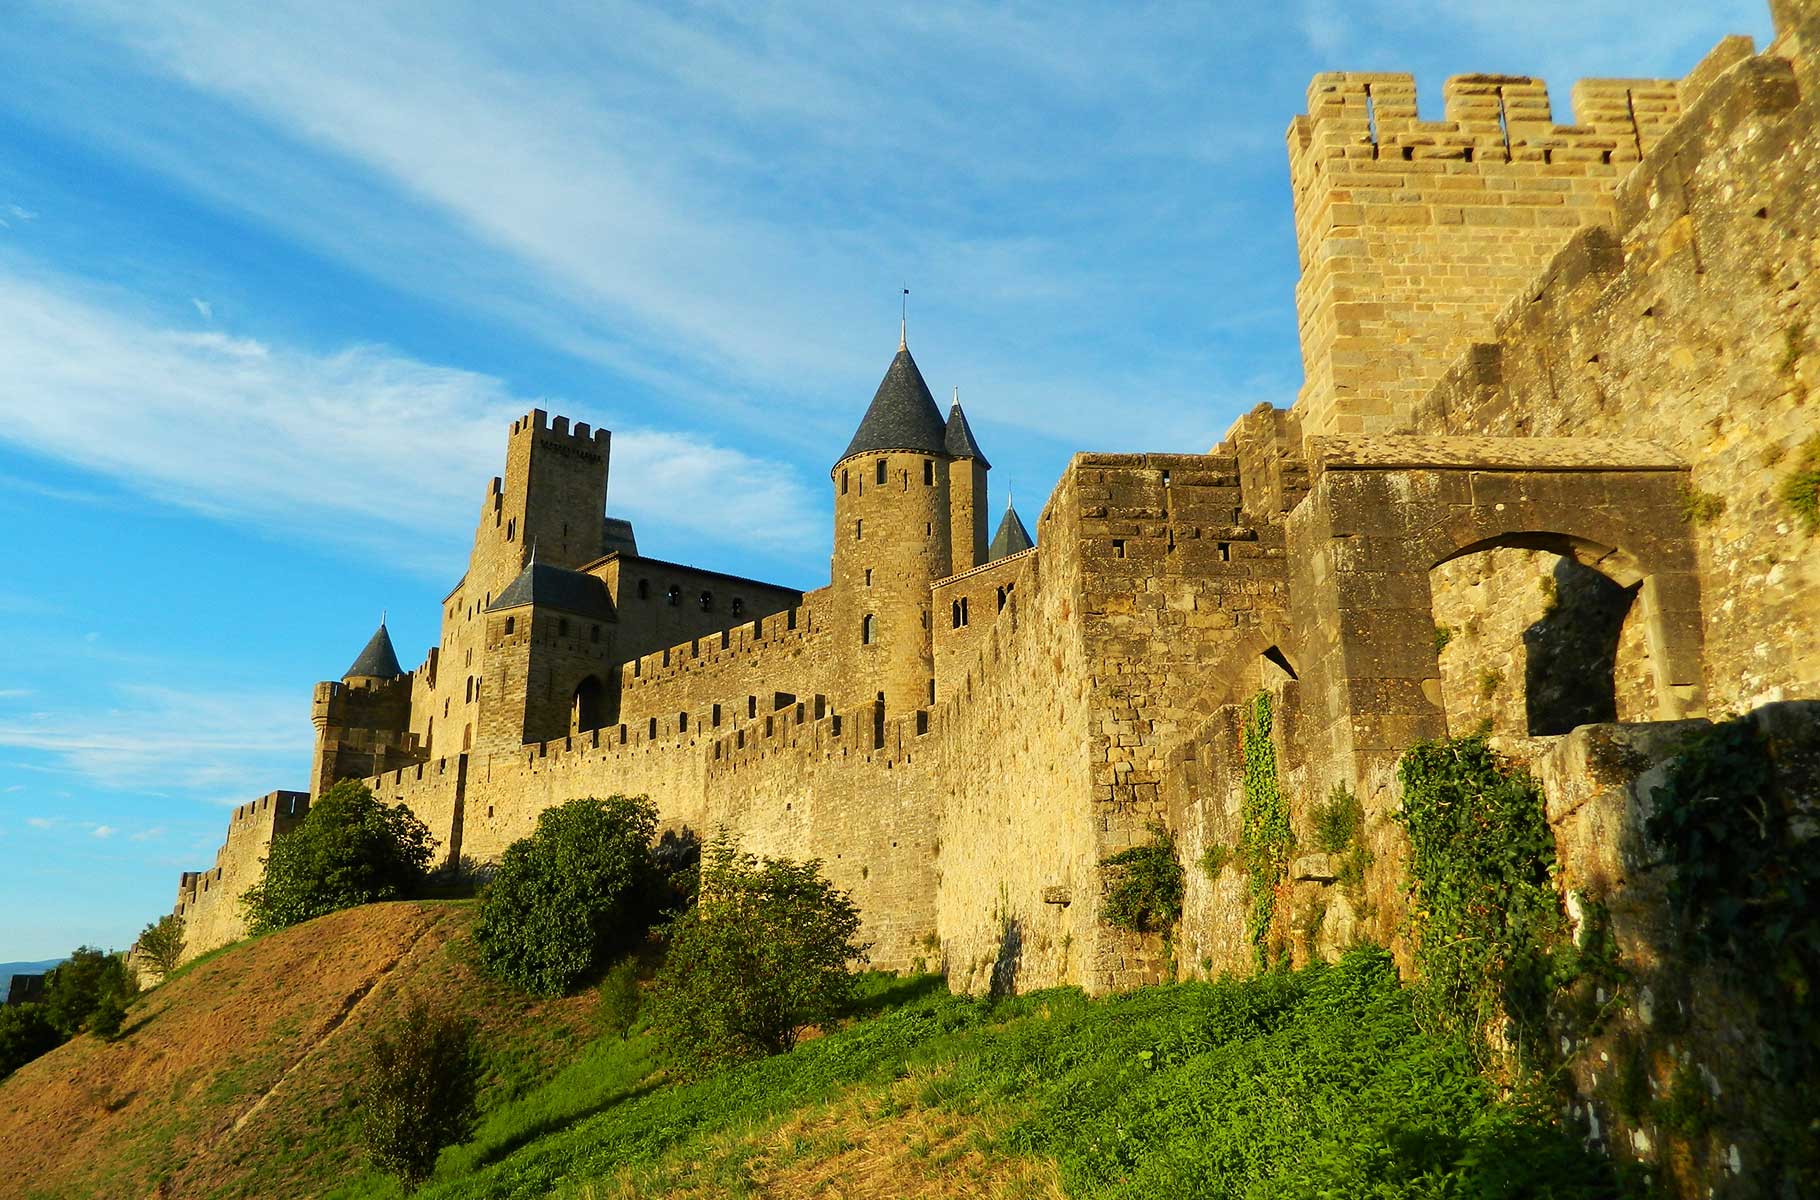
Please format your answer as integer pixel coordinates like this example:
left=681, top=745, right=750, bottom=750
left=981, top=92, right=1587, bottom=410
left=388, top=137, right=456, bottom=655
left=344, top=619, right=404, bottom=680
left=943, top=389, right=990, bottom=467
left=989, top=498, right=1034, bottom=561
left=840, top=331, right=947, bottom=464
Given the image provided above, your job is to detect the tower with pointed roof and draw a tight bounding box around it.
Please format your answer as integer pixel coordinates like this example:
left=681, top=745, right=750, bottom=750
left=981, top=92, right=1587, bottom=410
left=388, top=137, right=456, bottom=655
left=830, top=331, right=956, bottom=715
left=945, top=391, right=990, bottom=571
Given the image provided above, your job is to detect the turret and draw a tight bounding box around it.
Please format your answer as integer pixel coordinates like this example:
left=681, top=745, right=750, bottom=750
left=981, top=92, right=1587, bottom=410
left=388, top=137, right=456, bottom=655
left=341, top=620, right=404, bottom=687
left=831, top=332, right=953, bottom=715
left=944, top=392, right=990, bottom=572
left=989, top=499, right=1034, bottom=561
left=476, top=558, right=618, bottom=755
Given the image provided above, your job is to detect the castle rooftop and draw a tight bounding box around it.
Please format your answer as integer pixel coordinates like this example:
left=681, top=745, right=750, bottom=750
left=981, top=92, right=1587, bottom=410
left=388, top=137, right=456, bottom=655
left=489, top=561, right=616, bottom=619
left=343, top=622, right=403, bottom=680
left=840, top=342, right=947, bottom=465
left=944, top=398, right=990, bottom=468
left=989, top=504, right=1034, bottom=560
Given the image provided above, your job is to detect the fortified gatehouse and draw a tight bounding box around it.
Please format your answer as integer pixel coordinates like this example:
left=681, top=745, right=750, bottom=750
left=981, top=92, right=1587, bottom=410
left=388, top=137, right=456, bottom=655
left=165, top=3, right=1819, bottom=1007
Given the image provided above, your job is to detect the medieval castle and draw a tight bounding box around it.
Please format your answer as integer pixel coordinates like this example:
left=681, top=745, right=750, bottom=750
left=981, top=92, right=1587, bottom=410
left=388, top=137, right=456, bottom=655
left=165, top=0, right=1819, bottom=1025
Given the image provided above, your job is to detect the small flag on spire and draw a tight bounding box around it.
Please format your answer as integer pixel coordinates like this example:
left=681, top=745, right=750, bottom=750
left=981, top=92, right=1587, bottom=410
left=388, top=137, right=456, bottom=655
left=900, top=287, right=909, bottom=350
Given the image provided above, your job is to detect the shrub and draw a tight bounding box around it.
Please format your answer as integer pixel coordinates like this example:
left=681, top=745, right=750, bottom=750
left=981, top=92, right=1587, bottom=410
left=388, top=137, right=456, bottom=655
left=0, top=1004, right=63, bottom=1078
left=1677, top=484, right=1725, bottom=525
left=241, top=780, right=434, bottom=934
left=1395, top=736, right=1564, bottom=1063
left=648, top=834, right=867, bottom=1073
left=1098, top=824, right=1184, bottom=934
left=473, top=795, right=660, bottom=996
left=41, top=946, right=136, bottom=1038
left=1238, top=692, right=1292, bottom=966
left=88, top=993, right=128, bottom=1041
left=1311, top=784, right=1364, bottom=854
left=1780, top=434, right=1820, bottom=533
left=354, top=1000, right=480, bottom=1187
left=135, top=913, right=186, bottom=980
left=595, top=957, right=641, bottom=1039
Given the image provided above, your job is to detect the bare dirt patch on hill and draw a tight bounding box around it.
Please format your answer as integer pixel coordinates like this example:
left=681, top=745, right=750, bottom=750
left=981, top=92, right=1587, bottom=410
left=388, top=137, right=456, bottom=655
left=0, top=901, right=594, bottom=1200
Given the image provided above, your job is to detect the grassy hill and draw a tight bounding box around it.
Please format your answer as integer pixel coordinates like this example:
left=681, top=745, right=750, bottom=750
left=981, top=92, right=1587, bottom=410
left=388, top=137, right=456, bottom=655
left=0, top=903, right=1621, bottom=1199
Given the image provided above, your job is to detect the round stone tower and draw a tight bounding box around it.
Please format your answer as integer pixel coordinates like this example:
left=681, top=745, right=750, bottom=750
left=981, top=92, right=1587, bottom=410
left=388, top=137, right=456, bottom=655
left=831, top=330, right=954, bottom=717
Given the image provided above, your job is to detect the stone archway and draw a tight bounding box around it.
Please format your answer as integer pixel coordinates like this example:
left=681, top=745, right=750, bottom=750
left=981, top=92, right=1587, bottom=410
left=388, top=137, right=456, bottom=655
left=1287, top=436, right=1707, bottom=790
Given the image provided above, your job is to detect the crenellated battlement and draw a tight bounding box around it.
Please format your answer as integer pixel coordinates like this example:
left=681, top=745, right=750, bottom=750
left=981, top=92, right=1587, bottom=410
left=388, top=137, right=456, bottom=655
left=1290, top=72, right=1682, bottom=172
left=618, top=600, right=817, bottom=693
left=510, top=407, right=611, bottom=450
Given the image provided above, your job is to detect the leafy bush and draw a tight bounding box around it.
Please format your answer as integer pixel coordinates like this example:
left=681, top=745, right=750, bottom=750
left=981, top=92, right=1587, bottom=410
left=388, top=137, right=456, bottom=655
left=355, top=1000, right=481, bottom=1187
left=648, top=834, right=867, bottom=1073
left=135, top=913, right=186, bottom=979
left=41, top=946, right=136, bottom=1037
left=88, top=992, right=128, bottom=1041
left=1395, top=736, right=1564, bottom=1062
left=0, top=1004, right=63, bottom=1079
left=1098, top=824, right=1184, bottom=933
left=595, top=957, right=641, bottom=1039
left=473, top=795, right=660, bottom=997
left=241, top=780, right=434, bottom=934
left=1311, top=784, right=1364, bottom=854
left=1780, top=434, right=1820, bottom=533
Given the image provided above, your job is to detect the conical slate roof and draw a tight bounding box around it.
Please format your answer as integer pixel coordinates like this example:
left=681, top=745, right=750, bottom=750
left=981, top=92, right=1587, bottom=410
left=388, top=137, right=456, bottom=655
left=488, top=561, right=615, bottom=619
left=944, top=401, right=990, bottom=468
left=840, top=344, right=948, bottom=464
left=989, top=505, right=1035, bottom=560
left=344, top=622, right=404, bottom=680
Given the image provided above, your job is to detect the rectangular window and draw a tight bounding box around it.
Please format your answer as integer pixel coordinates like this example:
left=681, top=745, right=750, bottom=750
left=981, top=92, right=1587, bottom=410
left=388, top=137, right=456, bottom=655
left=841, top=470, right=849, bottom=495
left=876, top=459, right=887, bottom=485
left=855, top=519, right=863, bottom=540
left=865, top=568, right=873, bottom=586
left=1218, top=542, right=1232, bottom=562
left=924, top=460, right=934, bottom=485
left=1113, top=539, right=1127, bottom=559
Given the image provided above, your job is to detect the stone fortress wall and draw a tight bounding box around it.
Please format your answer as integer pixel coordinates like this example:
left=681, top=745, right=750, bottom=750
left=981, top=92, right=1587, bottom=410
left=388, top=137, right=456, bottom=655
left=160, top=7, right=1820, bottom=1175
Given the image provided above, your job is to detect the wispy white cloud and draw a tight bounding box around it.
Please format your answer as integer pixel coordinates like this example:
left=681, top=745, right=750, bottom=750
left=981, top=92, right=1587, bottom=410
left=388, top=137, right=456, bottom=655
left=26, top=816, right=58, bottom=829
left=0, top=681, right=311, bottom=803
left=92, top=824, right=115, bottom=838
left=190, top=296, right=212, bottom=320
left=0, top=265, right=824, bottom=570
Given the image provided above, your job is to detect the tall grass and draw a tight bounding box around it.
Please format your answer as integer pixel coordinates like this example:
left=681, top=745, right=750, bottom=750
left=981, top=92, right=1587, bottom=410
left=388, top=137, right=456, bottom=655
left=329, top=953, right=1613, bottom=1199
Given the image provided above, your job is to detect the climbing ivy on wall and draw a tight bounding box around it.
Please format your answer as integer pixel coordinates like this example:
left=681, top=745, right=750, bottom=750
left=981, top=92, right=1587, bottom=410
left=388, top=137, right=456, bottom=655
left=1238, top=692, right=1292, bottom=969
left=1646, top=717, right=1820, bottom=1187
left=1394, top=736, right=1570, bottom=1065
left=1098, top=824, right=1184, bottom=935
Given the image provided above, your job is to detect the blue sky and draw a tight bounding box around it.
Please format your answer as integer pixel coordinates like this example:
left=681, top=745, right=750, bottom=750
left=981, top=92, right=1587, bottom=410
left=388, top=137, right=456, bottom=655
left=0, top=1, right=1772, bottom=960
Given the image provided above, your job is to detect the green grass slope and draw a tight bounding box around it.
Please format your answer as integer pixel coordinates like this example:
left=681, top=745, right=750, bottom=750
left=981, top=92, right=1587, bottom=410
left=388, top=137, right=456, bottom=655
left=331, top=948, right=1616, bottom=1200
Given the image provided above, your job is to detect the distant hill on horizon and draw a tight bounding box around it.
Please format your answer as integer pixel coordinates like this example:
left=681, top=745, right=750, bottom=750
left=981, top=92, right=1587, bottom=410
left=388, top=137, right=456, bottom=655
left=2, top=959, right=67, bottom=985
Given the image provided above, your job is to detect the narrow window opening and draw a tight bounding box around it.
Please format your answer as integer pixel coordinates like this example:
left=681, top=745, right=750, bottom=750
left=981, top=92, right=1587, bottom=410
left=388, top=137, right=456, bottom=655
left=865, top=568, right=873, bottom=587
left=924, top=459, right=934, bottom=485
left=648, top=717, right=657, bottom=738
left=504, top=616, right=515, bottom=634
left=666, top=584, right=681, bottom=606
left=841, top=469, right=849, bottom=495
left=637, top=579, right=650, bottom=599
left=731, top=597, right=745, bottom=614
left=1161, top=468, right=1171, bottom=486
left=1112, top=539, right=1127, bottom=559
left=748, top=695, right=758, bottom=719
left=855, top=519, right=863, bottom=541
left=1363, top=83, right=1379, bottom=155
left=679, top=711, right=688, bottom=732
left=591, top=624, right=601, bottom=643
left=506, top=517, right=516, bottom=541
left=712, top=703, right=722, bottom=727
left=558, top=617, right=569, bottom=637
left=1218, top=542, right=1232, bottom=562
left=876, top=459, right=887, bottom=485
left=1463, top=145, right=1475, bottom=163
left=1401, top=144, right=1414, bottom=161
left=699, top=590, right=713, bottom=611
left=862, top=613, right=877, bottom=645
left=1494, top=86, right=1512, bottom=161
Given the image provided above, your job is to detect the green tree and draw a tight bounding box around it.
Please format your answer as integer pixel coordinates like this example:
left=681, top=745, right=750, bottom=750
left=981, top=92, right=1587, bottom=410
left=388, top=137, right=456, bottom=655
left=472, top=795, right=660, bottom=996
left=41, top=946, right=136, bottom=1038
left=135, top=913, right=186, bottom=979
left=0, top=1004, right=63, bottom=1078
left=241, top=780, right=435, bottom=934
left=648, top=834, right=868, bottom=1073
left=354, top=1000, right=480, bottom=1188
